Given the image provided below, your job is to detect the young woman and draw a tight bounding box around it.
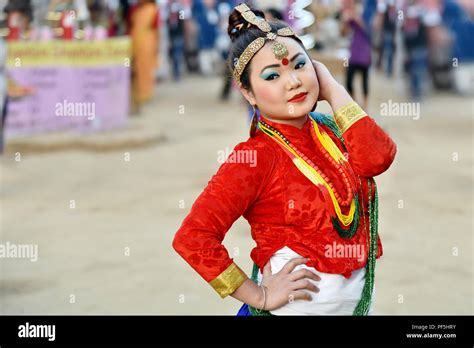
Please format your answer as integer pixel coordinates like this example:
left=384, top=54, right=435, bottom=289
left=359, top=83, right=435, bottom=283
left=173, top=3, right=397, bottom=316
left=341, top=0, right=372, bottom=111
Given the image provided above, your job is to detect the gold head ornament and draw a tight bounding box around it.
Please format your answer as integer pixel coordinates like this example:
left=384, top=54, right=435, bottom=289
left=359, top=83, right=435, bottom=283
left=231, top=3, right=298, bottom=84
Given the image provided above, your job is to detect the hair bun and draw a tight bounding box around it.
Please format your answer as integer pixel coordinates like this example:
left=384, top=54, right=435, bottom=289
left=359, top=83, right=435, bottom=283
left=227, top=5, right=266, bottom=42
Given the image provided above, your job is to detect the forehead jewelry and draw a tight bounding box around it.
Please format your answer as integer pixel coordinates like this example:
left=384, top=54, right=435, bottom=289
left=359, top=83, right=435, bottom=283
left=232, top=3, right=298, bottom=84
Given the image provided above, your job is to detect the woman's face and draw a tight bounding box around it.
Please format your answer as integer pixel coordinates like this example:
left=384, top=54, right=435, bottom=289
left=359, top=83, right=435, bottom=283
left=241, top=37, right=319, bottom=122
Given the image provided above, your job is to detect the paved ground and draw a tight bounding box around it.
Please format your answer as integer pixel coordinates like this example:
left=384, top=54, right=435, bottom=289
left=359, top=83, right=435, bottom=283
left=0, top=70, right=472, bottom=314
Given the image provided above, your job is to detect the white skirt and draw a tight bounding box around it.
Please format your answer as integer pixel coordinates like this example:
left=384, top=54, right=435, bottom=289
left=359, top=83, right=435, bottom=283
left=256, top=246, right=376, bottom=315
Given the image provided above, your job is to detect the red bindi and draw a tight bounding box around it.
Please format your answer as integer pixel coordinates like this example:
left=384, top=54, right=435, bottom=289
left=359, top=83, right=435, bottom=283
left=282, top=58, right=289, bottom=65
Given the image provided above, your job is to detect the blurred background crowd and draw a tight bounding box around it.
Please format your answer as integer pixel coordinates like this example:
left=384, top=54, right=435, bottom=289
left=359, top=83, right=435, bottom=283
left=0, top=0, right=473, bottom=143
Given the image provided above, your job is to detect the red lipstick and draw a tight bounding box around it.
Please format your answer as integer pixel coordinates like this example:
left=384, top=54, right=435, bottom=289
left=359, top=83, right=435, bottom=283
left=288, top=92, right=308, bottom=103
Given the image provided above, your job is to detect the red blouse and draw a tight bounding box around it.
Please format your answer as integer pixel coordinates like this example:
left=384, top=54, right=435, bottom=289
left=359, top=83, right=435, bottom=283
left=173, top=112, right=397, bottom=297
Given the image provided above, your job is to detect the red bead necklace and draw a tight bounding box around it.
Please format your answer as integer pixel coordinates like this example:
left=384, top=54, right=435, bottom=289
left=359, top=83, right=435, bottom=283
left=259, top=119, right=356, bottom=207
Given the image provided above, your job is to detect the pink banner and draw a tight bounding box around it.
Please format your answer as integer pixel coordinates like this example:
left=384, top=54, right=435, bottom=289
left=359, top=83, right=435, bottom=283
left=5, top=65, right=130, bottom=137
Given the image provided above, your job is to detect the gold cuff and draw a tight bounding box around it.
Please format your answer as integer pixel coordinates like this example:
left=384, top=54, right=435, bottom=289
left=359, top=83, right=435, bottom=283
left=209, top=262, right=248, bottom=298
left=334, top=101, right=367, bottom=133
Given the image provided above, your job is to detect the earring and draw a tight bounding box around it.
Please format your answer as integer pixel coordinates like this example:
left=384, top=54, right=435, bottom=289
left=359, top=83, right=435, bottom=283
left=249, top=105, right=258, bottom=137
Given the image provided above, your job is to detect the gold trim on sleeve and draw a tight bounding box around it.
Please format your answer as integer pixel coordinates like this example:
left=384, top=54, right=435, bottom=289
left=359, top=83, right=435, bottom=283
left=209, top=262, right=248, bottom=298
left=334, top=101, right=367, bottom=133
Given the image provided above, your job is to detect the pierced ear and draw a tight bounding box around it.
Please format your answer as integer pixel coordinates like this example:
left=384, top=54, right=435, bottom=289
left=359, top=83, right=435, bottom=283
left=240, top=86, right=256, bottom=106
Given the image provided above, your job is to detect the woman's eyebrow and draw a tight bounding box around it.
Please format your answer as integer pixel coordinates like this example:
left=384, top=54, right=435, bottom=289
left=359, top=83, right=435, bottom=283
left=260, top=52, right=304, bottom=75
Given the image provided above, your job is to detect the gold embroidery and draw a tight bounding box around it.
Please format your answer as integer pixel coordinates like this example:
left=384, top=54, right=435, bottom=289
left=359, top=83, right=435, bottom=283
left=209, top=262, right=248, bottom=298
left=334, top=101, right=367, bottom=133
left=243, top=13, right=271, bottom=32
left=233, top=37, right=266, bottom=82
left=277, top=27, right=295, bottom=36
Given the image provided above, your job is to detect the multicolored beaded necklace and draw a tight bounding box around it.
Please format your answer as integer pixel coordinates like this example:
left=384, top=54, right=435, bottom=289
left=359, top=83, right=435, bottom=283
left=247, top=112, right=379, bottom=316
left=258, top=116, right=360, bottom=236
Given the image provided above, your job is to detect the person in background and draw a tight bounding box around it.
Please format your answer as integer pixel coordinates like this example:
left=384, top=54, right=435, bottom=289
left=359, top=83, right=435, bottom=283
left=342, top=0, right=372, bottom=111
left=87, top=0, right=109, bottom=39
left=1, top=2, right=34, bottom=153
left=104, top=0, right=121, bottom=37
left=4, top=0, right=33, bottom=40
left=0, top=38, right=7, bottom=154
left=183, top=1, right=200, bottom=74
left=195, top=0, right=219, bottom=76
left=167, top=0, right=185, bottom=81
left=47, top=0, right=79, bottom=40
left=0, top=38, right=34, bottom=155
left=375, top=0, right=397, bottom=77
left=117, top=0, right=131, bottom=35
left=129, top=0, right=160, bottom=113
left=401, top=0, right=428, bottom=100
left=217, top=1, right=232, bottom=100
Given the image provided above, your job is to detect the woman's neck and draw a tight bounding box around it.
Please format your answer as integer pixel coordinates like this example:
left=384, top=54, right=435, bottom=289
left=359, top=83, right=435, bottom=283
left=262, top=114, right=308, bottom=130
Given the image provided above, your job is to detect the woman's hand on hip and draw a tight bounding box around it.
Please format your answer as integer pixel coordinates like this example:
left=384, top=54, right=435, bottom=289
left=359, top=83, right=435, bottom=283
left=260, top=257, right=321, bottom=311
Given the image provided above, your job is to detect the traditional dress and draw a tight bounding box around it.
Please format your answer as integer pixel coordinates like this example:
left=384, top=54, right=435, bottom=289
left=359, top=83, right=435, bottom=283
left=173, top=109, right=397, bottom=315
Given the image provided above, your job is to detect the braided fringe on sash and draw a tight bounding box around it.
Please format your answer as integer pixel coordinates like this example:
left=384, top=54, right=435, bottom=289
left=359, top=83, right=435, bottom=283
left=353, top=178, right=378, bottom=315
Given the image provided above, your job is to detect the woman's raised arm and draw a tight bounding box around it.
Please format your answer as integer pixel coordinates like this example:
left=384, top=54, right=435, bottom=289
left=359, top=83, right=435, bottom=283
left=313, top=60, right=397, bottom=178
